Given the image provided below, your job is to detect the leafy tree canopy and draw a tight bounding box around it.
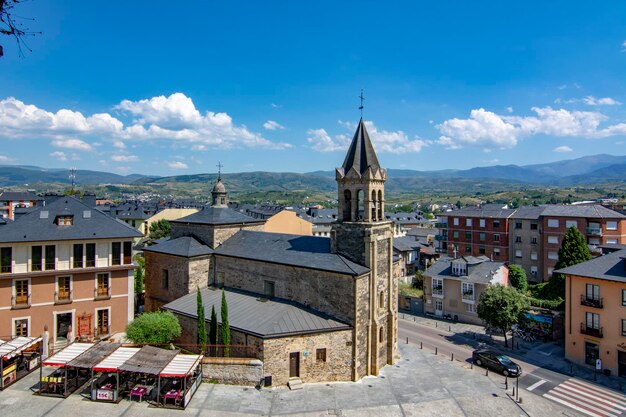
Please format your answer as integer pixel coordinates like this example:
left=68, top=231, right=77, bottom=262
left=546, top=226, right=592, bottom=300
left=125, top=311, right=181, bottom=345
left=149, top=219, right=171, bottom=240
left=477, top=285, right=529, bottom=347
left=508, top=264, right=528, bottom=293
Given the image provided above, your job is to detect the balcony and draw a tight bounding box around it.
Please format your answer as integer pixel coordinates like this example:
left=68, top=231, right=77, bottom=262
left=94, top=287, right=111, bottom=300
left=55, top=290, right=72, bottom=304
left=587, top=227, right=602, bottom=236
left=580, top=295, right=603, bottom=308
left=432, top=286, right=444, bottom=298
left=580, top=323, right=603, bottom=338
left=12, top=294, right=31, bottom=309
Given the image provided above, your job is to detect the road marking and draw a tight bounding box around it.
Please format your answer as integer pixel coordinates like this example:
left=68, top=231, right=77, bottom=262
left=526, top=379, right=547, bottom=392
left=552, top=386, right=621, bottom=413
left=543, top=393, right=612, bottom=417
left=554, top=382, right=626, bottom=410
left=566, top=378, right=626, bottom=404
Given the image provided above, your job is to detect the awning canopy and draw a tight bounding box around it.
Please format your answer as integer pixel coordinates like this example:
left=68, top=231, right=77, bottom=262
left=118, top=346, right=179, bottom=375
left=92, top=347, right=139, bottom=373
left=160, top=354, right=202, bottom=378
left=0, top=336, right=42, bottom=360
left=67, top=342, right=120, bottom=369
left=43, top=343, right=94, bottom=367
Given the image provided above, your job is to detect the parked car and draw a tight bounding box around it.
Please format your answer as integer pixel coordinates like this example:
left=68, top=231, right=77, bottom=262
left=472, top=349, right=521, bottom=377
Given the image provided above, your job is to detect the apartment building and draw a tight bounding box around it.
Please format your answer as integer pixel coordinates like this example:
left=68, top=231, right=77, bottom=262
left=0, top=191, right=44, bottom=220
left=436, top=205, right=515, bottom=262
left=510, top=205, right=626, bottom=282
left=558, top=249, right=626, bottom=377
left=0, top=197, right=142, bottom=345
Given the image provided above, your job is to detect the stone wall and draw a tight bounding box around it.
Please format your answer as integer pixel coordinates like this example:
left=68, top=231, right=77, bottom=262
left=262, top=330, right=353, bottom=386
left=213, top=256, right=359, bottom=325
left=171, top=222, right=264, bottom=249
left=201, top=358, right=263, bottom=386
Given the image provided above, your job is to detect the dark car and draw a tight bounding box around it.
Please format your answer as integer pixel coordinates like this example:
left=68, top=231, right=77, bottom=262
left=472, top=349, right=521, bottom=377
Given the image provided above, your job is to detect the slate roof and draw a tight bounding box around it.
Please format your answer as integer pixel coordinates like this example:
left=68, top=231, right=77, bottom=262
left=172, top=206, right=264, bottom=226
left=0, top=191, right=44, bottom=202
left=393, top=236, right=421, bottom=252
left=440, top=207, right=516, bottom=219
left=539, top=204, right=625, bottom=219
left=143, top=236, right=213, bottom=258
left=0, top=196, right=143, bottom=243
left=425, top=256, right=506, bottom=284
left=340, top=118, right=381, bottom=176
left=556, top=249, right=626, bottom=283
left=510, top=206, right=545, bottom=220
left=215, top=230, right=369, bottom=276
left=163, top=287, right=352, bottom=338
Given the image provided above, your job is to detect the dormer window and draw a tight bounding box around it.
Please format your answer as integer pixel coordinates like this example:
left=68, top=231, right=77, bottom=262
left=56, top=215, right=73, bottom=226
left=451, top=261, right=467, bottom=276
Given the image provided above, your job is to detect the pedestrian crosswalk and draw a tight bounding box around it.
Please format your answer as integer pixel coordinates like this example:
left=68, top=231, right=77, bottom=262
left=542, top=378, right=626, bottom=417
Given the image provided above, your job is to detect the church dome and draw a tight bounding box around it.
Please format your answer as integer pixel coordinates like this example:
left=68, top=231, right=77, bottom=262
left=213, top=179, right=226, bottom=193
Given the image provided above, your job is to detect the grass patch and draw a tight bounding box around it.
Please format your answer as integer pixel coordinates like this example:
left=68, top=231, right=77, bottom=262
left=399, top=282, right=423, bottom=298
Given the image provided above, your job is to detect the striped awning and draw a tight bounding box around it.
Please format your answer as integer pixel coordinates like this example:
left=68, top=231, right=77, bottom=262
left=0, top=336, right=42, bottom=360
left=42, top=343, right=94, bottom=367
left=160, top=354, right=202, bottom=377
left=92, top=347, right=140, bottom=372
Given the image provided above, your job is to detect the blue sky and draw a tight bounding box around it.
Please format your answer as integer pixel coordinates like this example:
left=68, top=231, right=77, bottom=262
left=1, top=1, right=626, bottom=176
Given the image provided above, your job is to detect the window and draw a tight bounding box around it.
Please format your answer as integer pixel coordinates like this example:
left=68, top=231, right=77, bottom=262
left=531, top=252, right=538, bottom=261
left=586, top=312, right=600, bottom=329
left=32, top=246, right=43, bottom=271
left=466, top=218, right=472, bottom=227
left=1, top=247, right=12, bottom=273
left=548, top=267, right=554, bottom=276
left=566, top=220, right=578, bottom=228
left=465, top=245, right=471, bottom=253
left=462, top=282, right=474, bottom=300
left=453, top=231, right=459, bottom=239
left=45, top=245, right=55, bottom=270
left=493, top=248, right=500, bottom=258
left=96, top=273, right=110, bottom=298
left=379, top=291, right=385, bottom=309
left=623, top=320, right=626, bottom=337
left=479, top=247, right=486, bottom=255
left=14, top=279, right=29, bottom=306
left=13, top=318, right=28, bottom=337
left=379, top=327, right=384, bottom=342
left=494, top=234, right=500, bottom=242
left=316, top=348, right=327, bottom=363
left=264, top=280, right=275, bottom=299
left=515, top=221, right=522, bottom=229
left=112, top=242, right=121, bottom=266
left=479, top=219, right=486, bottom=228
left=622, top=289, right=626, bottom=306
left=123, top=241, right=132, bottom=265
left=586, top=284, right=600, bottom=301
left=479, top=233, right=486, bottom=241
left=72, top=244, right=83, bottom=268
left=548, top=251, right=558, bottom=260
left=515, top=249, right=522, bottom=258
left=162, top=269, right=169, bottom=289
left=607, top=238, right=618, bottom=245
left=530, top=222, right=538, bottom=230
left=515, top=236, right=522, bottom=243
left=56, top=276, right=71, bottom=303
left=435, top=299, right=443, bottom=312
left=493, top=220, right=500, bottom=228
left=56, top=215, right=73, bottom=226
left=465, top=304, right=477, bottom=313
left=607, top=221, right=618, bottom=231
left=548, top=236, right=559, bottom=244
left=531, top=237, right=538, bottom=244
left=453, top=218, right=459, bottom=226
left=97, top=308, right=110, bottom=336
left=548, top=219, right=559, bottom=228
left=86, top=243, right=96, bottom=267
left=432, top=278, right=443, bottom=296
left=589, top=238, right=600, bottom=245
left=465, top=232, right=472, bottom=240
left=451, top=262, right=467, bottom=276
left=530, top=266, right=538, bottom=277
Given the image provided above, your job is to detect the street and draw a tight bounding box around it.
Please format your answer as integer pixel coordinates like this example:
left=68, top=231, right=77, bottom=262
left=399, top=316, right=626, bottom=417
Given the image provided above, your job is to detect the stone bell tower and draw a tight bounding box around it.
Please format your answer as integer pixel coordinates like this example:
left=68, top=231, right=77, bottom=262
left=331, top=117, right=397, bottom=377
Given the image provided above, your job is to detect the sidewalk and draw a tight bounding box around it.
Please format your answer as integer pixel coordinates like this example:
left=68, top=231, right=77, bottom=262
left=401, top=311, right=626, bottom=394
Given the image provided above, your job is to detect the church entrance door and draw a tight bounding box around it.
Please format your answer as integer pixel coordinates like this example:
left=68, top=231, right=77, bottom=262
left=289, top=352, right=300, bottom=377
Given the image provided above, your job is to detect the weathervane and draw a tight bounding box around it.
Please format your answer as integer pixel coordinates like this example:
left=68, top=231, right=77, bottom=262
left=216, top=162, right=223, bottom=180
left=359, top=89, right=365, bottom=118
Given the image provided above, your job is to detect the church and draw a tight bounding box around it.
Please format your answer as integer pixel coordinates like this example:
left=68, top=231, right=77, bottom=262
left=143, top=117, right=398, bottom=386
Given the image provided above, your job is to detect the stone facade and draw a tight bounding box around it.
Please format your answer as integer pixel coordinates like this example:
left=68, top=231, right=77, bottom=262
left=171, top=222, right=264, bottom=249
left=201, top=357, right=263, bottom=386
left=144, top=252, right=210, bottom=312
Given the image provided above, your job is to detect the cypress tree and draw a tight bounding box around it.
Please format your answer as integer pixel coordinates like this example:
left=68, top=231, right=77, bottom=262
left=196, top=288, right=207, bottom=354
left=220, top=289, right=231, bottom=357
left=209, top=305, right=218, bottom=356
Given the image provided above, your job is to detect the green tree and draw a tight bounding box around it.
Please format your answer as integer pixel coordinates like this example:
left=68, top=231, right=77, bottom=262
left=477, top=285, right=529, bottom=347
left=197, top=288, right=207, bottom=354
left=413, top=270, right=425, bottom=290
left=209, top=305, right=218, bottom=352
left=134, top=256, right=144, bottom=296
left=508, top=264, right=528, bottom=293
left=220, top=290, right=231, bottom=356
left=148, top=219, right=171, bottom=240
left=125, top=311, right=181, bottom=345
left=547, top=226, right=592, bottom=299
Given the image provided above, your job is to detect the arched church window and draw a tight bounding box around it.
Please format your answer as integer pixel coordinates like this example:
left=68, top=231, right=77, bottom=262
left=377, top=190, right=383, bottom=219
left=344, top=190, right=352, bottom=221
left=379, top=291, right=384, bottom=309
left=371, top=190, right=377, bottom=221
left=356, top=190, right=364, bottom=221
left=379, top=326, right=384, bottom=342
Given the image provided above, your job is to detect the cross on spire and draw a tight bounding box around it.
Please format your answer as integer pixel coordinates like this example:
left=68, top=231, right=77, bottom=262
left=216, top=162, right=223, bottom=180
left=359, top=89, right=365, bottom=118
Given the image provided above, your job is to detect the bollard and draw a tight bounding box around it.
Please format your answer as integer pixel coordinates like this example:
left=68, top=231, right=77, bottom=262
left=406, top=337, right=409, bottom=344
left=435, top=322, right=438, bottom=328
left=486, top=368, right=489, bottom=377
left=505, top=377, right=508, bottom=390
left=435, top=347, right=438, bottom=355
left=471, top=362, right=473, bottom=370
left=451, top=353, right=454, bottom=361
left=420, top=341, right=423, bottom=349
left=449, top=325, right=451, bottom=332
left=512, top=387, right=515, bottom=397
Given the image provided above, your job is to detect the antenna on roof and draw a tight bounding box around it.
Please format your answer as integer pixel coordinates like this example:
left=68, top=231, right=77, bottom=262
left=69, top=168, right=77, bottom=192
left=358, top=89, right=365, bottom=118
left=216, top=162, right=223, bottom=181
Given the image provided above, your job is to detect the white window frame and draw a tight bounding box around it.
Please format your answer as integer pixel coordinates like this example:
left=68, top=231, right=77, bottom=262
left=548, top=236, right=559, bottom=244
left=453, top=218, right=459, bottom=226
left=12, top=316, right=30, bottom=338
left=607, top=238, right=618, bottom=245
left=479, top=219, right=486, bottom=228
left=515, top=249, right=522, bottom=258
left=548, top=251, right=558, bottom=260
left=466, top=218, right=472, bottom=227
left=566, top=220, right=578, bottom=228
left=606, top=221, right=618, bottom=231
left=530, top=266, right=538, bottom=276
left=465, top=303, right=477, bottom=313
left=52, top=309, right=76, bottom=343
left=462, top=282, right=475, bottom=302
left=548, top=219, right=559, bottom=228
left=531, top=252, right=538, bottom=260
left=432, top=277, right=444, bottom=297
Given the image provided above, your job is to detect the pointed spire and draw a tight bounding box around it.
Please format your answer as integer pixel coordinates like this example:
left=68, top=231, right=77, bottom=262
left=341, top=118, right=381, bottom=177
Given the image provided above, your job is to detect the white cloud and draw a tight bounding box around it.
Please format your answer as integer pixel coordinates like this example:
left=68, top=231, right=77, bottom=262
left=308, top=121, right=428, bottom=154
left=506, top=107, right=514, bottom=113
left=111, top=154, right=139, bottom=162
left=622, top=40, right=626, bottom=52
left=50, top=151, right=67, bottom=161
left=263, top=120, right=285, bottom=130
left=168, top=161, right=188, bottom=170
left=553, top=145, right=573, bottom=153
left=0, top=94, right=291, bottom=151
left=0, top=154, right=12, bottom=162
left=436, top=106, right=620, bottom=149
left=582, top=96, right=622, bottom=106
left=51, top=138, right=93, bottom=151
left=271, top=103, right=280, bottom=108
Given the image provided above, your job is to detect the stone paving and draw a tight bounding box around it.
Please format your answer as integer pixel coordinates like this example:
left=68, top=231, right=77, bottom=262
left=0, top=343, right=577, bottom=417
